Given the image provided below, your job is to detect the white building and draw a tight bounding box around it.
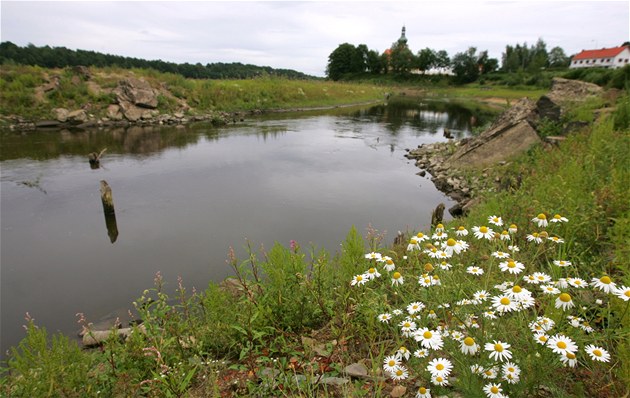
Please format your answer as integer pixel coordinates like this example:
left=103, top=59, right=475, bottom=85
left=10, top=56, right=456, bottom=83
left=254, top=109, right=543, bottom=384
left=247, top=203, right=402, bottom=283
left=570, top=45, right=630, bottom=69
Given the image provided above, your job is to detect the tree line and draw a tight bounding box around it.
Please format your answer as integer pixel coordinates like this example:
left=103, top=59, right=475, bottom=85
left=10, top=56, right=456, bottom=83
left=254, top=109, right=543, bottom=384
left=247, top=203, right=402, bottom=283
left=0, top=41, right=316, bottom=80
left=326, top=36, right=572, bottom=83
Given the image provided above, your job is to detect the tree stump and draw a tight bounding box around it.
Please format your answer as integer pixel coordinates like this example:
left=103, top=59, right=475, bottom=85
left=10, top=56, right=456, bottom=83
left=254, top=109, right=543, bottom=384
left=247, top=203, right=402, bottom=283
left=100, top=180, right=119, bottom=243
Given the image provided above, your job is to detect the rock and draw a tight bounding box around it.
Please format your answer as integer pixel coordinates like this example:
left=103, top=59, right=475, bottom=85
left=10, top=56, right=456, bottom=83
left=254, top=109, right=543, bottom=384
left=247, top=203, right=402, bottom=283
left=53, top=108, right=69, bottom=122
left=447, top=97, right=541, bottom=168
left=72, top=65, right=91, bottom=80
left=115, top=77, right=158, bottom=109
left=343, top=362, right=368, bottom=378
left=449, top=202, right=464, bottom=217
left=67, top=109, right=88, bottom=123
left=390, top=385, right=406, bottom=397
left=320, top=376, right=350, bottom=386
left=106, top=105, right=123, bottom=121
left=41, top=75, right=60, bottom=92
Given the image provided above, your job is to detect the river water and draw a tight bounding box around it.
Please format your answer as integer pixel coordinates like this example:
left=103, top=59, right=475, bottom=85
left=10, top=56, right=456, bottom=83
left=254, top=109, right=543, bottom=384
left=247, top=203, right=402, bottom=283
left=0, top=99, right=484, bottom=358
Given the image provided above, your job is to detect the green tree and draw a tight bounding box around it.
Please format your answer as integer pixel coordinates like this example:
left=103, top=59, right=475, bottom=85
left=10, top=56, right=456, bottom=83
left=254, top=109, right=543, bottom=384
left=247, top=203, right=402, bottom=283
left=548, top=46, right=570, bottom=68
left=451, top=47, right=480, bottom=84
left=326, top=43, right=359, bottom=80
left=529, top=38, right=549, bottom=71
left=389, top=42, right=414, bottom=75
left=415, top=48, right=437, bottom=72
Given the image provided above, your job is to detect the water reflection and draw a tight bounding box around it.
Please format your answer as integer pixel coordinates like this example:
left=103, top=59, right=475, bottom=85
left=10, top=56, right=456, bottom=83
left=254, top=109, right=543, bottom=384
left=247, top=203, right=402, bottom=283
left=100, top=180, right=119, bottom=243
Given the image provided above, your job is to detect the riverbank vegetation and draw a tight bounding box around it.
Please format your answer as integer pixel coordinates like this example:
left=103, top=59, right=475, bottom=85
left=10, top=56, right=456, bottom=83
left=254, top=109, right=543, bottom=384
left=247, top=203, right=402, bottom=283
left=1, top=86, right=628, bottom=397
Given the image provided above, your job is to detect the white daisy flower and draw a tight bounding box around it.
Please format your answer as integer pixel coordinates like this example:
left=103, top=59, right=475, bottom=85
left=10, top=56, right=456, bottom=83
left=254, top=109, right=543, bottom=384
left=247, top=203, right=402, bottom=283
left=614, top=285, right=630, bottom=301
left=351, top=274, right=368, bottom=286
left=492, top=251, right=510, bottom=259
left=532, top=213, right=549, bottom=228
left=467, top=266, right=484, bottom=276
left=365, top=267, right=381, bottom=280
left=550, top=214, right=569, bottom=223
left=485, top=340, right=513, bottom=362
left=500, top=230, right=511, bottom=241
left=397, top=346, right=411, bottom=360
left=391, top=272, right=404, bottom=286
left=415, top=386, right=431, bottom=398
left=426, top=357, right=453, bottom=378
left=585, top=345, right=611, bottom=362
left=460, top=336, right=480, bottom=355
left=413, top=348, right=429, bottom=358
left=491, top=295, right=518, bottom=313
left=591, top=275, right=617, bottom=294
left=560, top=351, right=578, bottom=367
left=526, top=232, right=544, bottom=244
left=472, top=225, right=495, bottom=240
left=430, top=375, right=449, bottom=386
left=389, top=365, right=409, bottom=380
left=414, top=327, right=444, bottom=350
left=377, top=313, right=392, bottom=323
left=364, top=252, right=382, bottom=260
left=547, top=334, right=578, bottom=355
left=568, top=277, right=588, bottom=288
left=499, top=259, right=525, bottom=274
left=540, top=284, right=560, bottom=295
left=483, top=383, right=503, bottom=398
left=507, top=244, right=520, bottom=252
left=555, top=293, right=575, bottom=311
left=508, top=224, right=518, bottom=234
left=455, top=226, right=469, bottom=236
left=382, top=354, right=401, bottom=373
left=553, top=260, right=571, bottom=267
left=488, top=215, right=504, bottom=226
left=407, top=301, right=425, bottom=315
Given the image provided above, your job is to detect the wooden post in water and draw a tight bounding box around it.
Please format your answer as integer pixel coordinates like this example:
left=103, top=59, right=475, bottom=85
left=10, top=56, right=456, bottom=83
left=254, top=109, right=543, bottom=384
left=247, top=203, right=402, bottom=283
left=100, top=180, right=119, bottom=243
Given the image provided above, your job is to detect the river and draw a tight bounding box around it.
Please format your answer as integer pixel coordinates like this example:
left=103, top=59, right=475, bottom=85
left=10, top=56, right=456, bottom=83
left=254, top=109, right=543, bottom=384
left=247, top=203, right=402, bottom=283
left=0, top=99, right=486, bottom=358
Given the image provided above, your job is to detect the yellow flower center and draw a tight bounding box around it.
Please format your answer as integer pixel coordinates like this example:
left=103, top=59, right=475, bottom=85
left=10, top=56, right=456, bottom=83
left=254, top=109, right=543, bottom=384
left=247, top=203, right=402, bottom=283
left=446, top=238, right=457, bottom=247
left=512, top=285, right=522, bottom=293
left=479, top=226, right=488, bottom=233
left=386, top=259, right=394, bottom=265
left=423, top=331, right=433, bottom=339
left=485, top=370, right=493, bottom=376
left=464, top=337, right=475, bottom=346
left=537, top=213, right=546, bottom=220
left=436, top=363, right=444, bottom=370
left=356, top=275, right=363, bottom=281
left=508, top=367, right=515, bottom=372
left=494, top=344, right=504, bottom=352
left=436, top=223, right=444, bottom=229
left=403, top=322, right=410, bottom=328
left=491, top=386, right=499, bottom=393
left=600, top=276, right=612, bottom=284
left=500, top=297, right=511, bottom=305
left=540, top=231, right=549, bottom=238
left=458, top=226, right=465, bottom=231
left=417, top=232, right=424, bottom=238
left=388, top=360, right=395, bottom=366
left=436, top=376, right=443, bottom=382
left=424, top=278, right=431, bottom=284
left=559, top=293, right=571, bottom=302
left=532, top=232, right=539, bottom=238
left=508, top=261, right=516, bottom=268
left=433, top=275, right=440, bottom=280
left=396, top=369, right=403, bottom=376
left=554, top=214, right=561, bottom=219
left=393, top=272, right=401, bottom=279
left=419, top=387, right=427, bottom=394
left=557, top=341, right=567, bottom=349
left=566, top=352, right=576, bottom=359
left=369, top=268, right=375, bottom=274
left=510, top=224, right=517, bottom=229
left=593, top=349, right=602, bottom=357
left=424, top=263, right=434, bottom=272
left=429, top=310, right=435, bottom=314
left=625, top=290, right=630, bottom=297
left=538, top=335, right=547, bottom=342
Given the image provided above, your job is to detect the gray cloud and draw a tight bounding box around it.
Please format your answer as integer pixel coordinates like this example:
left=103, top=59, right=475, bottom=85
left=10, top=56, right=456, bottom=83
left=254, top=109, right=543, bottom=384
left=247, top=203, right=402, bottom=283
left=1, top=1, right=628, bottom=77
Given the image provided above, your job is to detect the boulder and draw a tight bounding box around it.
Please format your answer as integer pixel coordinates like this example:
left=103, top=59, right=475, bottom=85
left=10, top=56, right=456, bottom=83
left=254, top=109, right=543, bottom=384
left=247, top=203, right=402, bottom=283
left=447, top=98, right=541, bottom=168
left=114, top=77, right=158, bottom=109
left=537, top=77, right=603, bottom=121
left=67, top=109, right=88, bottom=124
left=53, top=108, right=69, bottom=122
left=106, top=104, right=123, bottom=121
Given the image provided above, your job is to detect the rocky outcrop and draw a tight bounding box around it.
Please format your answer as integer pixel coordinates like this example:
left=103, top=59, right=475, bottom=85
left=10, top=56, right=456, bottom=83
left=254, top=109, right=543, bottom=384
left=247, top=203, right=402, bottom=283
left=447, top=98, right=541, bottom=168
left=406, top=77, right=606, bottom=216
left=113, top=77, right=160, bottom=121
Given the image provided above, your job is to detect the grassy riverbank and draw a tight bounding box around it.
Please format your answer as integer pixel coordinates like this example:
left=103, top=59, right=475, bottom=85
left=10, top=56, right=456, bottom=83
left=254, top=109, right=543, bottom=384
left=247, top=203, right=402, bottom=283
left=1, top=75, right=629, bottom=397
left=0, top=65, right=547, bottom=124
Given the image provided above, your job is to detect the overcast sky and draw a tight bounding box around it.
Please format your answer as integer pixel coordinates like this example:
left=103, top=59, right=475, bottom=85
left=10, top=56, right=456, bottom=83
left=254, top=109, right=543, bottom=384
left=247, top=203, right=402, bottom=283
left=1, top=1, right=629, bottom=77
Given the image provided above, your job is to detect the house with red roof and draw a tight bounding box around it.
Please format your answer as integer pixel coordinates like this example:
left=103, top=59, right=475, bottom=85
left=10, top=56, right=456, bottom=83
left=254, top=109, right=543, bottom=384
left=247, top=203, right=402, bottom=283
left=570, top=45, right=630, bottom=69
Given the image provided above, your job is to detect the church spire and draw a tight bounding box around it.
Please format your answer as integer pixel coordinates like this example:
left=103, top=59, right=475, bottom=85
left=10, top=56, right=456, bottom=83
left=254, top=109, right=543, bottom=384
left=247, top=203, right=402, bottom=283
left=398, top=25, right=407, bottom=45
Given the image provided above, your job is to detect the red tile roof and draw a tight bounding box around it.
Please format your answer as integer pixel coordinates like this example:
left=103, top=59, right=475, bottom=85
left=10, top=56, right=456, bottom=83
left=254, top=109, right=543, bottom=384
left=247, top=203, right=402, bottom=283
left=573, top=46, right=629, bottom=60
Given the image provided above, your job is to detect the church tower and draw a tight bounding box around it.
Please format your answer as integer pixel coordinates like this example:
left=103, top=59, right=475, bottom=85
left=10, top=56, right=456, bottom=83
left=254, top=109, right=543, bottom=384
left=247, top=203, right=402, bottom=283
left=398, top=26, right=408, bottom=46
